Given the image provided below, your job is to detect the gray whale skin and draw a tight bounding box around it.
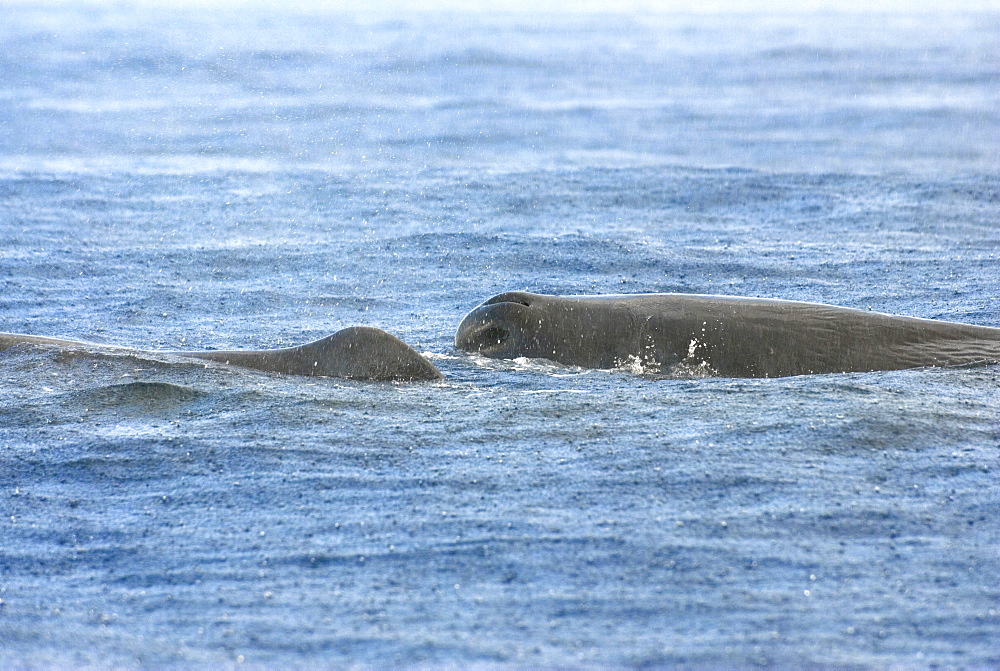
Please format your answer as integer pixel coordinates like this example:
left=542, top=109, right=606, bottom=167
left=455, top=291, right=1000, bottom=378
left=0, top=326, right=443, bottom=382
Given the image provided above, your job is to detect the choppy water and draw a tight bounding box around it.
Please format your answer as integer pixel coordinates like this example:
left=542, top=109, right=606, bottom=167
left=1, top=3, right=998, bottom=668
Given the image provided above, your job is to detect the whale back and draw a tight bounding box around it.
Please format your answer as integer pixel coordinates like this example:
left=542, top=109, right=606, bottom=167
left=631, top=294, right=1000, bottom=376
left=177, top=326, right=444, bottom=381
left=1, top=327, right=444, bottom=382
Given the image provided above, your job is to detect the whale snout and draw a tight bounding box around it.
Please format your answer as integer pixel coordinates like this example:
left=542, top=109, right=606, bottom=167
left=465, top=324, right=512, bottom=350
left=456, top=318, right=512, bottom=354
left=455, top=302, right=528, bottom=358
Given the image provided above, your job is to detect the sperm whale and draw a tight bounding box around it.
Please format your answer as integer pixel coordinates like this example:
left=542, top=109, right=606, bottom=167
left=455, top=291, right=1000, bottom=377
left=0, top=327, right=444, bottom=382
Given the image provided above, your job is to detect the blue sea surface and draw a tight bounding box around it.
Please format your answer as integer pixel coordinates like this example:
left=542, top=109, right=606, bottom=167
left=1, top=3, right=998, bottom=668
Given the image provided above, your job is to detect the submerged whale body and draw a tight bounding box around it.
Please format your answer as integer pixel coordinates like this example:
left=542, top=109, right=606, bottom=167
left=455, top=291, right=1000, bottom=378
left=0, top=327, right=444, bottom=382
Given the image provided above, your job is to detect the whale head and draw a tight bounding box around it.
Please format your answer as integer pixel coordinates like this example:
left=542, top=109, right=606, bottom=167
left=454, top=292, right=543, bottom=360
left=454, top=291, right=636, bottom=368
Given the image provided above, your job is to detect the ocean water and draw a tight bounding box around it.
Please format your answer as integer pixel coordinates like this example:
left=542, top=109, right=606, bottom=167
left=1, top=3, right=998, bottom=668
